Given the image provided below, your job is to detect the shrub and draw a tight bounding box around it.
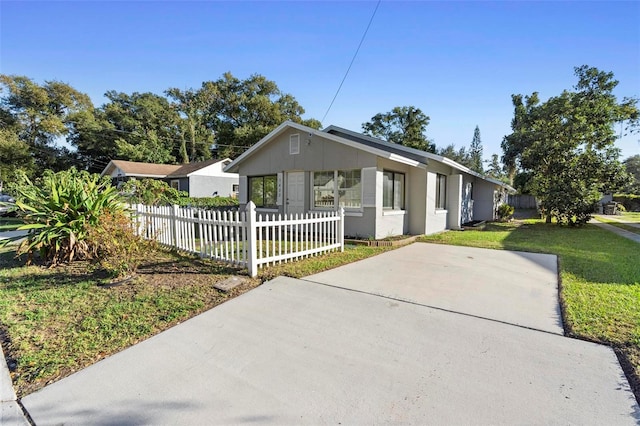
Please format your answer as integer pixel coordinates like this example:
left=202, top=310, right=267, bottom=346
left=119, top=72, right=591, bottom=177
left=497, top=203, right=515, bottom=221
left=613, top=194, right=640, bottom=212
left=11, top=168, right=124, bottom=265
left=86, top=210, right=152, bottom=279
left=176, top=196, right=239, bottom=209
left=120, top=179, right=186, bottom=206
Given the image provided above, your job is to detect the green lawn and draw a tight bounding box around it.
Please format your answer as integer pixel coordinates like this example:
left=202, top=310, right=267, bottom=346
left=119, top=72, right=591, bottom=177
left=621, top=212, right=640, bottom=223
left=419, top=220, right=640, bottom=395
left=595, top=213, right=640, bottom=235
left=593, top=215, right=640, bottom=235
left=0, top=248, right=261, bottom=397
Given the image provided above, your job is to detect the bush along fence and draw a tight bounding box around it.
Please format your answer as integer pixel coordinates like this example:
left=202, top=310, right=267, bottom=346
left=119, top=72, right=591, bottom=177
left=131, top=201, right=344, bottom=277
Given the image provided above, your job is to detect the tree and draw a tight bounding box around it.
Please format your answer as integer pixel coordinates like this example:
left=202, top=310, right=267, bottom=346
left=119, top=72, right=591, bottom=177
left=469, top=125, right=483, bottom=173
left=0, top=129, right=34, bottom=187
left=501, top=66, right=639, bottom=225
left=165, top=87, right=214, bottom=163
left=623, top=154, right=640, bottom=194
left=0, top=75, right=93, bottom=171
left=202, top=72, right=320, bottom=158
left=94, top=91, right=181, bottom=164
left=437, top=144, right=470, bottom=166
left=362, top=106, right=435, bottom=152
left=485, top=153, right=505, bottom=180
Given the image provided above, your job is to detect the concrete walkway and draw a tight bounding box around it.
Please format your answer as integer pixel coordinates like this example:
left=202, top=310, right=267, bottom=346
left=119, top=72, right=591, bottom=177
left=590, top=217, right=640, bottom=244
left=18, top=243, right=639, bottom=425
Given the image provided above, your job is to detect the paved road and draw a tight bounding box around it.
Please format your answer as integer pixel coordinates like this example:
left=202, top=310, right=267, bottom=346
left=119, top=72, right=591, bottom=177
left=18, top=243, right=640, bottom=424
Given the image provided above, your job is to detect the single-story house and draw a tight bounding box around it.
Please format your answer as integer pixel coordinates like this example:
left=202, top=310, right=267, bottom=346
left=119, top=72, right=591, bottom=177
left=224, top=121, right=514, bottom=238
left=101, top=158, right=239, bottom=198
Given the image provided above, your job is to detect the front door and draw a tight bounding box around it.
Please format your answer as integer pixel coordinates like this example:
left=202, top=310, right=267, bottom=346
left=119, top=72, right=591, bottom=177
left=286, top=172, right=305, bottom=215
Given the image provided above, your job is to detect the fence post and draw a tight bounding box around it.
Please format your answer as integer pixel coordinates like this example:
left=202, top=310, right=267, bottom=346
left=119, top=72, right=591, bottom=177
left=172, top=204, right=179, bottom=248
left=339, top=207, right=344, bottom=252
left=246, top=201, right=258, bottom=277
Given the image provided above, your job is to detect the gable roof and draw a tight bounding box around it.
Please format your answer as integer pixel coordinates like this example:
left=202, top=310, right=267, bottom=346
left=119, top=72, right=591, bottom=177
left=224, top=121, right=513, bottom=191
left=167, top=158, right=228, bottom=178
left=101, top=158, right=231, bottom=179
left=322, top=125, right=513, bottom=189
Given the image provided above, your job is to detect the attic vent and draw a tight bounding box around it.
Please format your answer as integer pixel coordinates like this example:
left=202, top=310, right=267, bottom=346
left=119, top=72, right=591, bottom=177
left=290, top=134, right=300, bottom=155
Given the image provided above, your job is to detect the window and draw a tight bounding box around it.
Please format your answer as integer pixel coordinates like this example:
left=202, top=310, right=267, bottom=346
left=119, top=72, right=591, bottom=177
left=170, top=180, right=180, bottom=191
left=290, top=134, right=300, bottom=155
left=313, top=170, right=361, bottom=209
left=249, top=175, right=277, bottom=208
left=383, top=171, right=405, bottom=210
left=435, top=173, right=447, bottom=209
left=313, top=171, right=336, bottom=208
left=232, top=184, right=239, bottom=193
left=338, top=170, right=361, bottom=208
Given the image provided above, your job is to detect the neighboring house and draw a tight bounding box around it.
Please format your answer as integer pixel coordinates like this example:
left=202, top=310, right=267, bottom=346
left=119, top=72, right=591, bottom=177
left=101, top=158, right=240, bottom=198
left=224, top=121, right=514, bottom=238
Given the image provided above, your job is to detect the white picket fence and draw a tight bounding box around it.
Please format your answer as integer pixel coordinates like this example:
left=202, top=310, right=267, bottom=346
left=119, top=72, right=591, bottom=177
left=131, top=201, right=344, bottom=277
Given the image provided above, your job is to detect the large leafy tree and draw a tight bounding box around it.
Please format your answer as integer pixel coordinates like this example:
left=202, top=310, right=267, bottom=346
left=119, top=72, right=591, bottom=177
left=485, top=154, right=502, bottom=178
left=501, top=66, right=639, bottom=225
left=80, top=91, right=181, bottom=165
left=623, top=155, right=640, bottom=194
left=202, top=72, right=320, bottom=158
left=437, top=144, right=470, bottom=166
left=0, top=129, right=34, bottom=188
left=165, top=87, right=213, bottom=163
left=362, top=106, right=435, bottom=152
left=0, top=75, right=93, bottom=171
left=469, top=125, right=483, bottom=173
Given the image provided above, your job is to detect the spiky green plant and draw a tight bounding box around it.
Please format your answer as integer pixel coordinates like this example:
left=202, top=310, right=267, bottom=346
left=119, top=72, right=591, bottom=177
left=13, top=168, right=124, bottom=265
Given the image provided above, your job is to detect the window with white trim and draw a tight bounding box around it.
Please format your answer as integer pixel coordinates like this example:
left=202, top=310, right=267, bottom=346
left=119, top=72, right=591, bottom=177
left=170, top=180, right=180, bottom=191
left=290, top=134, right=300, bottom=155
left=435, top=173, right=447, bottom=209
left=383, top=171, right=405, bottom=210
left=313, top=169, right=361, bottom=209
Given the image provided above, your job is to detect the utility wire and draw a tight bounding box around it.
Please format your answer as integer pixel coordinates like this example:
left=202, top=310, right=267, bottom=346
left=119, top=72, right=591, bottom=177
left=321, top=0, right=381, bottom=124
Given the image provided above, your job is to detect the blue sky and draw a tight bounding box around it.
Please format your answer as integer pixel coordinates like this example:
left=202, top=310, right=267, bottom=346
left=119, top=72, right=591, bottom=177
left=1, top=1, right=639, bottom=162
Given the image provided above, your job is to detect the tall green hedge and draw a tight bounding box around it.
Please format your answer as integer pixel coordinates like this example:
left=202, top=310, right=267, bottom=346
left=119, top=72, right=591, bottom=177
left=613, top=194, right=640, bottom=212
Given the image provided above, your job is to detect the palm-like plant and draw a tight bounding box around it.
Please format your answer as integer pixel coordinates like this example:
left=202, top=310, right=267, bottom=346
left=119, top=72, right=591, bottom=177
left=13, top=168, right=124, bottom=265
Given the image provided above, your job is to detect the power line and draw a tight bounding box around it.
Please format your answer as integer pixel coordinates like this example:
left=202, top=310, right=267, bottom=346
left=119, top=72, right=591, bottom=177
left=321, top=0, right=381, bottom=124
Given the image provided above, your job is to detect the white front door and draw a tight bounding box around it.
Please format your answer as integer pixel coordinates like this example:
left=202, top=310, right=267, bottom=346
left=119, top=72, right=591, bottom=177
left=286, top=172, right=305, bottom=215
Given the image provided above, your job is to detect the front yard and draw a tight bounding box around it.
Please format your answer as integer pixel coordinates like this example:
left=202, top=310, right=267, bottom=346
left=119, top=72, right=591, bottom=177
left=1, top=218, right=638, bottom=402
left=419, top=219, right=640, bottom=398
left=0, top=243, right=394, bottom=397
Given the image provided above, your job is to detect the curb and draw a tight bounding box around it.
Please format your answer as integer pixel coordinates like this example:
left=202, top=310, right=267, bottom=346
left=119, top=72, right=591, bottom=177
left=1, top=340, right=29, bottom=425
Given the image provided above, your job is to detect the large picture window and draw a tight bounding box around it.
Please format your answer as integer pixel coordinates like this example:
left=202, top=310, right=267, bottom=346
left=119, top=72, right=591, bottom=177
left=313, top=170, right=361, bottom=209
left=383, top=171, right=405, bottom=210
left=249, top=175, right=277, bottom=208
left=435, top=173, right=447, bottom=209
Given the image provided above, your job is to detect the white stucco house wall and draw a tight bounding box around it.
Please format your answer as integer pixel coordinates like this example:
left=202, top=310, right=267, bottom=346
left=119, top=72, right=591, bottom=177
left=101, top=158, right=239, bottom=198
left=224, top=121, right=513, bottom=239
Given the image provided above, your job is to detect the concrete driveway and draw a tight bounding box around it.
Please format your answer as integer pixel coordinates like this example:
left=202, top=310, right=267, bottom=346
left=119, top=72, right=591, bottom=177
left=20, top=243, right=639, bottom=424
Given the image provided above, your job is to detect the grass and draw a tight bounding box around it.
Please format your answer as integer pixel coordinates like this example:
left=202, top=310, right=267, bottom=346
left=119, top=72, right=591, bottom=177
left=621, top=212, right=640, bottom=223
left=593, top=215, right=640, bottom=235
left=419, top=220, right=640, bottom=396
left=0, top=247, right=260, bottom=397
left=0, top=241, right=395, bottom=397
